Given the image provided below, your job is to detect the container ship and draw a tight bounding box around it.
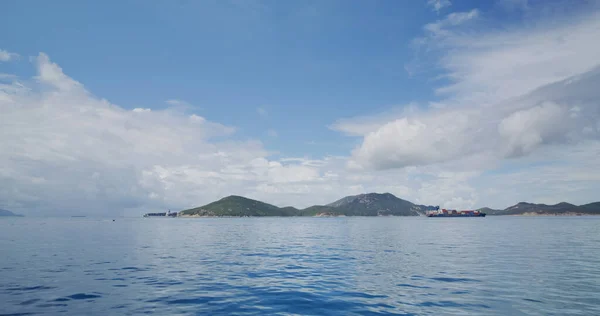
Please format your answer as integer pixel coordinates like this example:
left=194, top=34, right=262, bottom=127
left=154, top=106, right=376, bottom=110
left=143, top=210, right=177, bottom=218
left=426, top=206, right=485, bottom=217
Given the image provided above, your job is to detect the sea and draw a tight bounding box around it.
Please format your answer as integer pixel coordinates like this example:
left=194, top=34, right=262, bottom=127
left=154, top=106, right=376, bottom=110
left=1, top=216, right=599, bottom=315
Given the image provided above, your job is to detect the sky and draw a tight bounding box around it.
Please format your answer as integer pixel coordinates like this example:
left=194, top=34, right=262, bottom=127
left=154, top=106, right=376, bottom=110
left=1, top=0, right=600, bottom=216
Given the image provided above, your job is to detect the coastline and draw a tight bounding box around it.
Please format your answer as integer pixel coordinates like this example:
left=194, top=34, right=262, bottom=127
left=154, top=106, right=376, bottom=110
left=172, top=213, right=599, bottom=218
left=507, top=212, right=599, bottom=216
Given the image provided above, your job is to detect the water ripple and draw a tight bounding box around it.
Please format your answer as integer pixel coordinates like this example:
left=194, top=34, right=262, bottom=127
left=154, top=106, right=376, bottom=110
left=66, top=293, right=102, bottom=300
left=1, top=217, right=600, bottom=315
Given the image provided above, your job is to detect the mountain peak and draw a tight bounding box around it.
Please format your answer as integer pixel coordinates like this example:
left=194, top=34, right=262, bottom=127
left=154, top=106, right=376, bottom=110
left=180, top=195, right=293, bottom=217
left=175, top=195, right=600, bottom=218
left=556, top=202, right=575, bottom=207
left=327, top=192, right=402, bottom=207
left=324, top=192, right=422, bottom=216
left=221, top=195, right=248, bottom=201
left=502, top=201, right=583, bottom=215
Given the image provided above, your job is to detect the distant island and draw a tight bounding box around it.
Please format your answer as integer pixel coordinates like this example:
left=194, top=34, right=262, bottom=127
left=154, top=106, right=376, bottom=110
left=0, top=209, right=23, bottom=217
left=478, top=202, right=600, bottom=216
left=178, top=193, right=437, bottom=218
left=175, top=193, right=600, bottom=218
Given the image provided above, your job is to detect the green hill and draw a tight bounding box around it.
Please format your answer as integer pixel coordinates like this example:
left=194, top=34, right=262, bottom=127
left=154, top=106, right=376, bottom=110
left=480, top=202, right=600, bottom=215
left=179, top=194, right=600, bottom=217
left=178, top=193, right=430, bottom=217
left=502, top=202, right=577, bottom=215
left=300, top=205, right=343, bottom=216
left=476, top=207, right=503, bottom=215
left=578, top=202, right=600, bottom=214
left=179, top=195, right=300, bottom=217
left=324, top=193, right=428, bottom=216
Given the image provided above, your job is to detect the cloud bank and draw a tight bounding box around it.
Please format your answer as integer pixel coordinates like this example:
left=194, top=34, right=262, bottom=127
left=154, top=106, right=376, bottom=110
left=335, top=10, right=600, bottom=171
left=1, top=53, right=346, bottom=215
left=2, top=4, right=600, bottom=215
left=2, top=53, right=441, bottom=214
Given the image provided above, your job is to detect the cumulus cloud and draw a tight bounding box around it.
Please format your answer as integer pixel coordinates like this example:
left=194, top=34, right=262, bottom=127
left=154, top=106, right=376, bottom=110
left=2, top=51, right=596, bottom=213
left=3, top=52, right=468, bottom=214
left=3, top=4, right=600, bottom=214
left=1, top=53, right=343, bottom=215
left=338, top=8, right=600, bottom=171
left=497, top=102, right=568, bottom=157
left=348, top=67, right=600, bottom=170
left=324, top=4, right=600, bottom=208
left=0, top=49, right=19, bottom=62
left=34, top=53, right=82, bottom=91
left=329, top=103, right=420, bottom=136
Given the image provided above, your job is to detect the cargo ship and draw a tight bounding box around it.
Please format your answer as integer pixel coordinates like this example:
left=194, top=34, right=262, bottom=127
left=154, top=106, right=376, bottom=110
left=426, top=206, right=485, bottom=217
left=143, top=210, right=177, bottom=218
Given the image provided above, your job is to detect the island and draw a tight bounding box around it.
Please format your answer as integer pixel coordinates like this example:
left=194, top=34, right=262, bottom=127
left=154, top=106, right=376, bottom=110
left=179, top=193, right=447, bottom=218
left=478, top=202, right=600, bottom=216
left=171, top=193, right=600, bottom=218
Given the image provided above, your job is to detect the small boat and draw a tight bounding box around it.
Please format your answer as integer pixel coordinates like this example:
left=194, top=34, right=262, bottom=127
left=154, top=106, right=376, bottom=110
left=426, top=206, right=485, bottom=217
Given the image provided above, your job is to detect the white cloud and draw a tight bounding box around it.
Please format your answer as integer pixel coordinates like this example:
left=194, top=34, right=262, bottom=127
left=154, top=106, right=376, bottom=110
left=497, top=102, right=569, bottom=158
left=430, top=12, right=600, bottom=106
left=0, top=49, right=19, bottom=62
left=133, top=108, right=151, bottom=113
left=3, top=5, right=600, bottom=214
left=427, top=0, right=451, bottom=14
left=2, top=57, right=502, bottom=212
left=329, top=103, right=420, bottom=136
left=341, top=9, right=600, bottom=171
left=347, top=65, right=600, bottom=170
left=0, top=53, right=292, bottom=215
left=35, top=53, right=82, bottom=92
left=424, top=9, right=479, bottom=37
left=325, top=5, right=600, bottom=208
left=3, top=52, right=466, bottom=214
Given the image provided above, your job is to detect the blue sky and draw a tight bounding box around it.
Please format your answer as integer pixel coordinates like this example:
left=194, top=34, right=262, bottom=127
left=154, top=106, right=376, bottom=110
left=2, top=0, right=475, bottom=156
left=2, top=0, right=600, bottom=215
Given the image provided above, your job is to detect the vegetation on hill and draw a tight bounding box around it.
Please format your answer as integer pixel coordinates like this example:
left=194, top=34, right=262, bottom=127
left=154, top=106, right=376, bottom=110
left=179, top=193, right=438, bottom=217
left=578, top=202, right=600, bottom=214
left=503, top=202, right=577, bottom=215
left=179, top=195, right=298, bottom=217
left=178, top=193, right=600, bottom=217
left=300, top=205, right=343, bottom=216
left=479, top=202, right=600, bottom=215
left=476, top=207, right=502, bottom=215
left=326, top=193, right=425, bottom=216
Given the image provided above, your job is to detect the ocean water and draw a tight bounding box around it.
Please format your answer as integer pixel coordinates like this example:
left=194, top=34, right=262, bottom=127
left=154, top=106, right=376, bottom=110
left=1, top=216, right=599, bottom=315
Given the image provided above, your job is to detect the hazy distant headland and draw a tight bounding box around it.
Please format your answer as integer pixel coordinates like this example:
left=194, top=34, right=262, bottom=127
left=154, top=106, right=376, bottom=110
left=175, top=193, right=600, bottom=218
left=0, top=209, right=24, bottom=217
